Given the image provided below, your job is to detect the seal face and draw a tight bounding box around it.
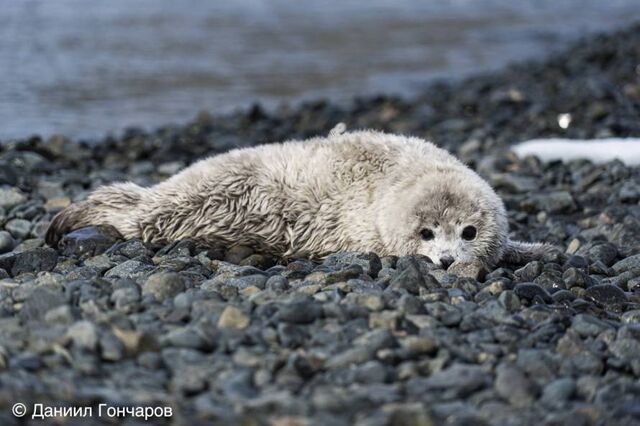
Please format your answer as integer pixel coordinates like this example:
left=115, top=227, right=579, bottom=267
left=46, top=127, right=547, bottom=269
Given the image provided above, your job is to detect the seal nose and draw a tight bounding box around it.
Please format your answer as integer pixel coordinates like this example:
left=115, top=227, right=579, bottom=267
left=440, top=255, right=455, bottom=270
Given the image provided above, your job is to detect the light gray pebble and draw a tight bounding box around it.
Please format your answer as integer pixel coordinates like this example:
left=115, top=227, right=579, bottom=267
left=5, top=218, right=32, bottom=239
left=143, top=272, right=186, bottom=301
left=66, top=320, right=98, bottom=351
left=0, top=187, right=27, bottom=210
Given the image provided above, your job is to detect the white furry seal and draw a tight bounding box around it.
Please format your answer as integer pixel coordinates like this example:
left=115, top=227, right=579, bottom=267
left=46, top=126, right=547, bottom=269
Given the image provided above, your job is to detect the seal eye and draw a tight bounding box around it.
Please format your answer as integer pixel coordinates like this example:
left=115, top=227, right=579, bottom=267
left=462, top=226, right=477, bottom=241
left=420, top=228, right=434, bottom=241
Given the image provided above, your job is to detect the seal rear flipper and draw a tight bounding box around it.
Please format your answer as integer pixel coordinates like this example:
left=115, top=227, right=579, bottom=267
left=45, top=201, right=96, bottom=247
left=46, top=182, right=147, bottom=247
left=501, top=239, right=555, bottom=264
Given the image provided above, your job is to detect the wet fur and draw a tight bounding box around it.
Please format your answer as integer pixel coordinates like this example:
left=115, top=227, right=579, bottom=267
left=46, top=128, right=549, bottom=268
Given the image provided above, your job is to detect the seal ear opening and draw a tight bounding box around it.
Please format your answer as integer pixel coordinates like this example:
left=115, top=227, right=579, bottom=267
left=501, top=239, right=554, bottom=264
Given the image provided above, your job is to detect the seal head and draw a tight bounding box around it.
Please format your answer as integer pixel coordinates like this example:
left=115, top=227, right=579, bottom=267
left=374, top=169, right=508, bottom=268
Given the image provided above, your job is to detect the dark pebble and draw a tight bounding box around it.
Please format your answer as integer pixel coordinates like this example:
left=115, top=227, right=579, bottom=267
left=11, top=247, right=58, bottom=276
left=58, top=225, right=122, bottom=258
left=583, top=284, right=628, bottom=306
left=514, top=283, right=553, bottom=303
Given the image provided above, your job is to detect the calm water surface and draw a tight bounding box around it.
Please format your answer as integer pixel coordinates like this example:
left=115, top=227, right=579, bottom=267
left=1, top=0, right=639, bottom=140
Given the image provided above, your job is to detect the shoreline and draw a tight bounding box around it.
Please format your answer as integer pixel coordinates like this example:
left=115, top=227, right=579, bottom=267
left=0, top=23, right=639, bottom=424
left=3, top=22, right=640, bottom=151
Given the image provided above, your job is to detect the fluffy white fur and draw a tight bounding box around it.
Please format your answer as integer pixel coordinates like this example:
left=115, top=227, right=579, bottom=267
left=512, top=138, right=640, bottom=165
left=47, top=127, right=548, bottom=268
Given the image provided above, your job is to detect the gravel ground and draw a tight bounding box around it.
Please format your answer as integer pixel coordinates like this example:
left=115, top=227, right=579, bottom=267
left=1, top=24, right=640, bottom=426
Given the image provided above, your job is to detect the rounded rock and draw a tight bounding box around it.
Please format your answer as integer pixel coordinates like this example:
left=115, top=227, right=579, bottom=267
left=583, top=284, right=628, bottom=306
left=217, top=305, right=250, bottom=330
left=514, top=283, right=552, bottom=303
left=143, top=272, right=186, bottom=301
left=0, top=231, right=15, bottom=254
left=5, top=218, right=32, bottom=239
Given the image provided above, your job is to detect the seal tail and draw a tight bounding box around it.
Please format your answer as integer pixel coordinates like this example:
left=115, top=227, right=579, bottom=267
left=46, top=182, right=147, bottom=247
left=501, top=239, right=553, bottom=264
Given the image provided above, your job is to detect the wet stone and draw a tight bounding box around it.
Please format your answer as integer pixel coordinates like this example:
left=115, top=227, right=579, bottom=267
left=609, top=337, right=640, bottom=361
left=323, top=251, right=382, bottom=278
left=224, top=245, right=254, bottom=264
left=563, top=268, right=596, bottom=289
left=66, top=320, right=98, bottom=351
left=5, top=218, right=31, bottom=239
left=534, top=271, right=565, bottom=293
left=265, top=275, right=290, bottom=292
left=0, top=187, right=27, bottom=210
left=498, top=290, right=520, bottom=311
left=515, top=261, right=543, bottom=281
left=407, top=364, right=490, bottom=399
left=388, top=262, right=427, bottom=295
left=19, top=287, right=66, bottom=322
left=58, top=225, right=122, bottom=258
left=225, top=274, right=268, bottom=290
left=564, top=255, right=589, bottom=271
left=514, top=283, right=552, bottom=303
left=586, top=243, right=618, bottom=266
left=612, top=254, right=640, bottom=274
left=583, top=284, right=628, bottom=306
left=277, top=300, right=322, bottom=324
left=495, top=363, right=538, bottom=407
left=541, top=378, right=576, bottom=408
left=552, top=289, right=576, bottom=304
left=621, top=310, right=640, bottom=324
left=571, top=314, right=613, bottom=337
left=11, top=247, right=58, bottom=276
left=104, top=260, right=154, bottom=281
left=448, top=260, right=485, bottom=279
left=0, top=231, right=15, bottom=254
left=107, top=239, right=154, bottom=259
left=528, top=191, right=576, bottom=214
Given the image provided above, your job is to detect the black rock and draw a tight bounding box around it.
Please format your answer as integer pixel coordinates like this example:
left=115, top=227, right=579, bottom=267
left=323, top=251, right=383, bottom=278
left=277, top=300, right=323, bottom=324
left=19, top=287, right=67, bottom=322
left=11, top=247, right=58, bottom=276
left=552, top=289, right=577, bottom=304
left=583, top=284, right=628, bottom=306
left=586, top=243, right=618, bottom=266
left=563, top=268, right=596, bottom=289
left=514, top=283, right=553, bottom=303
left=515, top=261, right=543, bottom=281
left=0, top=231, right=15, bottom=254
left=58, top=225, right=122, bottom=258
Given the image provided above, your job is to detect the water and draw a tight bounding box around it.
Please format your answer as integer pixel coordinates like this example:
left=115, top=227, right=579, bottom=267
left=1, top=0, right=639, bottom=140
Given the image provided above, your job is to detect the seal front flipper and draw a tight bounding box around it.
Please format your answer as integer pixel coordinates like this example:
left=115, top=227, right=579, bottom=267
left=501, top=239, right=556, bottom=264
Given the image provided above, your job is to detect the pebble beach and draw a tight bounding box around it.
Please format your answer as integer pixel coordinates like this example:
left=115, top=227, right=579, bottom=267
left=0, top=24, right=640, bottom=425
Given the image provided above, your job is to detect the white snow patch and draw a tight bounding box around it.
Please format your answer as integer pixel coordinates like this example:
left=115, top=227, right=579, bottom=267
left=512, top=138, right=640, bottom=166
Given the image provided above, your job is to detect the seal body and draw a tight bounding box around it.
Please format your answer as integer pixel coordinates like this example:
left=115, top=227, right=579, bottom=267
left=47, top=128, right=547, bottom=268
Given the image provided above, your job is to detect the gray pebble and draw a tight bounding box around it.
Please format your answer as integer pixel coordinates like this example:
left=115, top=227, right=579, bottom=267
left=66, top=320, right=98, bottom=351
left=0, top=187, right=27, bottom=210
left=4, top=218, right=32, bottom=239
left=143, top=272, right=186, bottom=301
left=0, top=231, right=15, bottom=254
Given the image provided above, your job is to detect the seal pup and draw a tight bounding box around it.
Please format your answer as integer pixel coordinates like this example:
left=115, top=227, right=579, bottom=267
left=46, top=125, right=548, bottom=269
